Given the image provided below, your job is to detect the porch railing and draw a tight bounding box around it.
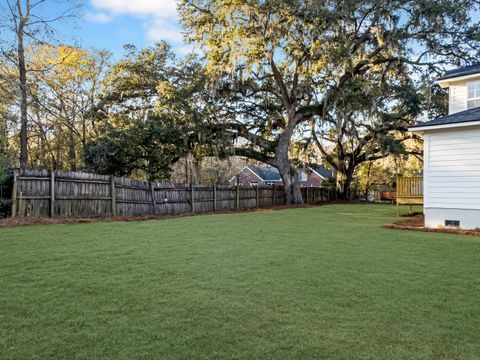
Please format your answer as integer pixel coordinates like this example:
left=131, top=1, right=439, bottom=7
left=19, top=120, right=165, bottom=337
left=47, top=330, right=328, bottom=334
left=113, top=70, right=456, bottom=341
left=396, top=176, right=424, bottom=216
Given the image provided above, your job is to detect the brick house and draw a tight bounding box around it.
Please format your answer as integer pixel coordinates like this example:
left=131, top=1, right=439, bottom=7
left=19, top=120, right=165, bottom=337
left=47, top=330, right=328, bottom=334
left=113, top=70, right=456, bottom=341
left=229, top=165, right=333, bottom=187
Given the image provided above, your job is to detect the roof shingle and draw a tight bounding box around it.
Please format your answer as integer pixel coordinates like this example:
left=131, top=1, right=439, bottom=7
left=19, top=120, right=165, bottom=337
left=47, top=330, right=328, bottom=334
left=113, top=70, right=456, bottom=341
left=410, top=107, right=480, bottom=129
left=309, top=165, right=334, bottom=179
left=437, top=64, right=480, bottom=81
left=249, top=166, right=282, bottom=181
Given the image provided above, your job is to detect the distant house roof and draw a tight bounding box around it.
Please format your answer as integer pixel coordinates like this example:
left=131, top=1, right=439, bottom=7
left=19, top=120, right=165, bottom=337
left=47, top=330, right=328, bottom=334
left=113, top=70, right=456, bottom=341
left=309, top=165, right=334, bottom=179
left=248, top=164, right=334, bottom=181
left=248, top=166, right=282, bottom=181
left=437, top=64, right=480, bottom=81
left=410, top=107, right=480, bottom=131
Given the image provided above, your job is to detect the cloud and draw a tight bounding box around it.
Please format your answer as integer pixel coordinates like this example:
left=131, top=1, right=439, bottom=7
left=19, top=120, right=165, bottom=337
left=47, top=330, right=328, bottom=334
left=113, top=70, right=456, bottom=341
left=91, top=0, right=178, bottom=18
left=84, top=12, right=113, bottom=23
left=147, top=18, right=183, bottom=43
left=90, top=0, right=184, bottom=48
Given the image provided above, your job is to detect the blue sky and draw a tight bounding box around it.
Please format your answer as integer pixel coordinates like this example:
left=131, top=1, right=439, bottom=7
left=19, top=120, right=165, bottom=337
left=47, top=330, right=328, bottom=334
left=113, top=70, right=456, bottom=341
left=42, top=0, right=189, bottom=59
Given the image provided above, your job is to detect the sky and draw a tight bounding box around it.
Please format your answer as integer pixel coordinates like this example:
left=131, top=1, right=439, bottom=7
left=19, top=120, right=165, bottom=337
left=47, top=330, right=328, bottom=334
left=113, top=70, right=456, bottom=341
left=39, top=0, right=190, bottom=59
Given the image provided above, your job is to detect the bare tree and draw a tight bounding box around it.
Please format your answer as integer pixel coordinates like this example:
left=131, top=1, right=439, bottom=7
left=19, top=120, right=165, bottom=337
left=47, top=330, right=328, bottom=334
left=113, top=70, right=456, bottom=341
left=0, top=0, right=80, bottom=168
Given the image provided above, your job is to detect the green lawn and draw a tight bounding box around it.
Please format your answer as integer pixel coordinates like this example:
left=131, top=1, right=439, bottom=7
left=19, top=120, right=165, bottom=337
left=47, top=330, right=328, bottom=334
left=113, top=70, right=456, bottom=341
left=1, top=205, right=479, bottom=360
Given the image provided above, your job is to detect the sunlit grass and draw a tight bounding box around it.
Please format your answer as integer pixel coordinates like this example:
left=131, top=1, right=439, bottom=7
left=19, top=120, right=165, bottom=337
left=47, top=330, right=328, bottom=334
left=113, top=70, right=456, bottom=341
left=1, top=204, right=479, bottom=360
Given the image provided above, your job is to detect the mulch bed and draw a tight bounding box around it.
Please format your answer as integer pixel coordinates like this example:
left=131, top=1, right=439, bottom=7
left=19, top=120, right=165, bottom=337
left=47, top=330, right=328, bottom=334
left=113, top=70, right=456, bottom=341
left=0, top=202, right=360, bottom=228
left=383, top=214, right=480, bottom=237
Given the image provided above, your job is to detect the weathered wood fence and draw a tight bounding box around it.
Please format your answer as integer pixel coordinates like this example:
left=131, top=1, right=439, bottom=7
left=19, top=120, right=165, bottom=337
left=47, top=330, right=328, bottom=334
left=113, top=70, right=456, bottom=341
left=10, top=169, right=332, bottom=218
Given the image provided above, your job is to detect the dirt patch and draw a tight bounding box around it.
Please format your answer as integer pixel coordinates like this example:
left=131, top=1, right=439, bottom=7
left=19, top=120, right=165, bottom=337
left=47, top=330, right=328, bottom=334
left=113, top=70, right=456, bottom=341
left=0, top=202, right=350, bottom=228
left=383, top=214, right=480, bottom=237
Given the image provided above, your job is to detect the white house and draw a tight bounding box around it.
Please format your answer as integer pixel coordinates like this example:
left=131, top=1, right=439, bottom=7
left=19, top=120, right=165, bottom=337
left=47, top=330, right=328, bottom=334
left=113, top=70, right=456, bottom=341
left=410, top=64, right=480, bottom=230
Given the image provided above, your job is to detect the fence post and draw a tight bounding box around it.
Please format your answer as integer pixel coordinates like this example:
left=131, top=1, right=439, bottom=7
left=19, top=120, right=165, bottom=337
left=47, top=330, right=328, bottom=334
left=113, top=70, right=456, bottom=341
left=213, top=184, right=217, bottom=212
left=272, top=184, right=275, bottom=206
left=50, top=170, right=55, bottom=218
left=11, top=169, right=19, bottom=218
left=256, top=186, right=259, bottom=208
left=313, top=187, right=316, bottom=204
left=306, top=187, right=309, bottom=204
left=110, top=176, right=116, bottom=217
left=150, top=182, right=157, bottom=215
left=236, top=183, right=240, bottom=210
left=191, top=183, right=195, bottom=214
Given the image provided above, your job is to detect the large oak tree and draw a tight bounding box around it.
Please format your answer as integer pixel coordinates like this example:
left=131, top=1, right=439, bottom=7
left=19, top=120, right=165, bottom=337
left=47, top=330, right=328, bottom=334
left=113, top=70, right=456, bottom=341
left=179, top=0, right=480, bottom=203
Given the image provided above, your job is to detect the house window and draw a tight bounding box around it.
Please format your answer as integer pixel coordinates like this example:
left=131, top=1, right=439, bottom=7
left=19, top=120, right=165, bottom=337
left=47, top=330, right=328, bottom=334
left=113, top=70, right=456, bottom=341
left=299, top=171, right=307, bottom=182
left=467, top=80, right=480, bottom=109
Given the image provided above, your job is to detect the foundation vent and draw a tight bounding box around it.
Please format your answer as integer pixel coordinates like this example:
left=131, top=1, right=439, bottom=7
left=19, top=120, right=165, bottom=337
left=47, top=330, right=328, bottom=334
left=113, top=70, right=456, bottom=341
left=445, top=220, right=460, bottom=228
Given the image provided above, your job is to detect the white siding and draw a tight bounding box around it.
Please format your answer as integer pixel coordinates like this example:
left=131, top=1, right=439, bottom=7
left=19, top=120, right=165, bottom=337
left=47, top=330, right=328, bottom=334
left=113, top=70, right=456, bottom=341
left=424, top=126, right=480, bottom=229
left=425, top=208, right=480, bottom=229
left=425, top=126, right=480, bottom=213
left=448, top=81, right=468, bottom=114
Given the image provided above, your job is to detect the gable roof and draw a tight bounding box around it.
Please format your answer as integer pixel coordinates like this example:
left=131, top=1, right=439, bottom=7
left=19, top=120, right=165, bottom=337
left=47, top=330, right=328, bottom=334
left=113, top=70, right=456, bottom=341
left=437, top=64, right=480, bottom=81
left=309, top=165, right=334, bottom=179
left=410, top=107, right=480, bottom=131
left=248, top=166, right=282, bottom=181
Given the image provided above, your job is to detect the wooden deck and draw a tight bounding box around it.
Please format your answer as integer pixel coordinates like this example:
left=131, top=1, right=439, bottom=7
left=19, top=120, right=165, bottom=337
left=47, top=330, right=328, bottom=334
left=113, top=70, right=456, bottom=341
left=396, top=177, right=424, bottom=216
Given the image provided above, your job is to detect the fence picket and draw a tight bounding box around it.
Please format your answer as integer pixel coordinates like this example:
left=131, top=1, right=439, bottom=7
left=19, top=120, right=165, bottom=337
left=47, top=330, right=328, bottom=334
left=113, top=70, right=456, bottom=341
left=6, top=168, right=330, bottom=218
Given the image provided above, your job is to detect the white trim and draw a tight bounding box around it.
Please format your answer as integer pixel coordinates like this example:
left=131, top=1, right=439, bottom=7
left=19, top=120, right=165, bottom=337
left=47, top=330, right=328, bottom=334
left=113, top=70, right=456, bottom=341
left=437, top=73, right=480, bottom=88
left=409, top=120, right=480, bottom=133
left=423, top=134, right=430, bottom=209
left=307, top=166, right=327, bottom=180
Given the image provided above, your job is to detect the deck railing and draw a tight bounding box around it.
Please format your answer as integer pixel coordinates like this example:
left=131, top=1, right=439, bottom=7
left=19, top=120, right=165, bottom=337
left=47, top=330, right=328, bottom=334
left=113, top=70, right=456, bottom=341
left=396, top=176, right=424, bottom=216
left=397, top=177, right=423, bottom=197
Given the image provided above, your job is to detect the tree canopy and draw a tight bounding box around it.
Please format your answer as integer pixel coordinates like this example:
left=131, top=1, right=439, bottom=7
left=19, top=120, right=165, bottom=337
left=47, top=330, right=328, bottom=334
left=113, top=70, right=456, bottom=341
left=179, top=0, right=480, bottom=201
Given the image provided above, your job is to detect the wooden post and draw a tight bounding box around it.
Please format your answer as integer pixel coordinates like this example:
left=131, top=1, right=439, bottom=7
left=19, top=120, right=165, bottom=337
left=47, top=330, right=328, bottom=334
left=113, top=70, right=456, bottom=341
left=191, top=183, right=195, bottom=213
left=213, top=184, right=217, bottom=212
left=11, top=169, right=18, bottom=218
left=256, top=186, right=259, bottom=208
left=272, top=184, right=275, bottom=206
left=306, top=187, right=309, bottom=204
left=110, top=176, right=116, bottom=217
left=50, top=170, right=55, bottom=218
left=150, top=182, right=157, bottom=215
left=236, top=183, right=240, bottom=210
left=18, top=191, right=24, bottom=217
left=313, top=188, right=316, bottom=204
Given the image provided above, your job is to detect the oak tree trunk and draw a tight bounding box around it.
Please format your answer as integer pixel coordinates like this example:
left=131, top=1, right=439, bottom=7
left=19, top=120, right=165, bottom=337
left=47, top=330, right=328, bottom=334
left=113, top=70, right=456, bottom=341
left=336, top=168, right=355, bottom=200
left=276, top=120, right=303, bottom=204
left=277, top=162, right=303, bottom=204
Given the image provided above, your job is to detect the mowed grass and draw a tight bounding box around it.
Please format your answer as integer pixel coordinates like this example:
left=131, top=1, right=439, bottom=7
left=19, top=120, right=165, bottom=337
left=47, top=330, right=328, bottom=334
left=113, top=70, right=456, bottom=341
left=1, top=205, right=480, bottom=360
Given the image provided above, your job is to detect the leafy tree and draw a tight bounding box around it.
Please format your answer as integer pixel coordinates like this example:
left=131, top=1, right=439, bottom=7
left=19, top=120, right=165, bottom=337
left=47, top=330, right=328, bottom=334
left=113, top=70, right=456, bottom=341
left=28, top=45, right=110, bottom=170
left=179, top=0, right=480, bottom=203
left=85, top=43, right=224, bottom=181
left=310, top=73, right=424, bottom=198
left=84, top=116, right=188, bottom=181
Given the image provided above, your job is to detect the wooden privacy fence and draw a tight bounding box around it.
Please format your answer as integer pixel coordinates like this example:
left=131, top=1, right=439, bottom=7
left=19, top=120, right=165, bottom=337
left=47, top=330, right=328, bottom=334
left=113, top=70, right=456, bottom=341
left=11, top=169, right=332, bottom=218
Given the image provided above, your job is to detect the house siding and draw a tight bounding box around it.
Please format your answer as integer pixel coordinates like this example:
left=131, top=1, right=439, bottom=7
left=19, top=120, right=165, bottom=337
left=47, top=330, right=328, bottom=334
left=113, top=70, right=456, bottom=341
left=445, top=75, right=480, bottom=115
left=229, top=168, right=263, bottom=185
left=424, top=125, right=480, bottom=229
left=299, top=171, right=325, bottom=187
